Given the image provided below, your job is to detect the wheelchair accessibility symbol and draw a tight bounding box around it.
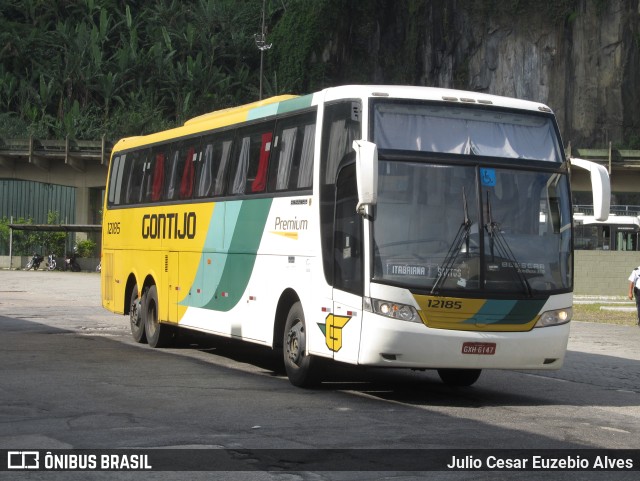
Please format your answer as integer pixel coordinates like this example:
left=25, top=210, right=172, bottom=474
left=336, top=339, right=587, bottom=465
left=480, top=168, right=496, bottom=186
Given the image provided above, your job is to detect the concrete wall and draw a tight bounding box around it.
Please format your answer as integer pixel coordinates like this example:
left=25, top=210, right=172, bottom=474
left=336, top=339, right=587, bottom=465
left=0, top=256, right=99, bottom=272
left=0, top=256, right=28, bottom=269
left=574, top=251, right=639, bottom=297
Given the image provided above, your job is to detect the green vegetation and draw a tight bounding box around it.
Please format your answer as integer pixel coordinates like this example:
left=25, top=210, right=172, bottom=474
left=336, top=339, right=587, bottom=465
left=1, top=0, right=634, bottom=148
left=75, top=239, right=97, bottom=258
left=0, top=0, right=270, bottom=140
left=0, top=212, right=66, bottom=256
left=572, top=303, right=637, bottom=326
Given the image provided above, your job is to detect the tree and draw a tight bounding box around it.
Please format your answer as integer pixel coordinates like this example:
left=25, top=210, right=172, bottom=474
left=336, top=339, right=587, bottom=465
left=0, top=0, right=268, bottom=140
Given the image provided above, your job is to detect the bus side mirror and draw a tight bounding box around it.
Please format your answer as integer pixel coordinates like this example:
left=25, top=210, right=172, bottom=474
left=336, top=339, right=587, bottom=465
left=570, top=157, right=610, bottom=221
left=352, top=140, right=378, bottom=214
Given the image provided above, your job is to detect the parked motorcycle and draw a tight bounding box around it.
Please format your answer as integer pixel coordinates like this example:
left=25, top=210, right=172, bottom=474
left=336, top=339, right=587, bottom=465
left=25, top=253, right=44, bottom=270
left=47, top=253, right=57, bottom=271
left=63, top=251, right=81, bottom=272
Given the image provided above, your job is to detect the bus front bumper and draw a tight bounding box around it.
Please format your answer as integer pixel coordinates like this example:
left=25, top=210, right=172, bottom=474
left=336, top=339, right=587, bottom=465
left=357, top=313, right=570, bottom=370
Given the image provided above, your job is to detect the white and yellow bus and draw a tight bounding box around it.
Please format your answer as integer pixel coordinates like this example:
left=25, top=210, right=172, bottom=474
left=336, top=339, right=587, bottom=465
left=101, top=85, right=610, bottom=387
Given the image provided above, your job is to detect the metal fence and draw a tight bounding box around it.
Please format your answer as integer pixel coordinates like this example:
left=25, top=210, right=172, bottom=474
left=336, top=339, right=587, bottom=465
left=573, top=205, right=640, bottom=217
left=0, top=180, right=77, bottom=256
left=0, top=180, right=76, bottom=224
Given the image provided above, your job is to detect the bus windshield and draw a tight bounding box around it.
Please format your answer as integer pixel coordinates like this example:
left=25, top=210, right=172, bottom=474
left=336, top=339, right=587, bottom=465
left=373, top=101, right=562, bottom=162
left=372, top=161, right=572, bottom=295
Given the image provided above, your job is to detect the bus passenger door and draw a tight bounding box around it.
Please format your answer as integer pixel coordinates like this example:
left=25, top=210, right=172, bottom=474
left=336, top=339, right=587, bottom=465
left=331, top=164, right=364, bottom=364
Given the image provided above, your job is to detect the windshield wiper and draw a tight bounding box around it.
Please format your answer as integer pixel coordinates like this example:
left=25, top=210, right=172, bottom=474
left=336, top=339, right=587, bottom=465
left=484, top=192, right=533, bottom=297
left=431, top=188, right=472, bottom=295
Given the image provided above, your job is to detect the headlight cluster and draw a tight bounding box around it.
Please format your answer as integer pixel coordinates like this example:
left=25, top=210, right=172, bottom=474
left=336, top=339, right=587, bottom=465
left=535, top=307, right=572, bottom=328
left=364, top=297, right=420, bottom=323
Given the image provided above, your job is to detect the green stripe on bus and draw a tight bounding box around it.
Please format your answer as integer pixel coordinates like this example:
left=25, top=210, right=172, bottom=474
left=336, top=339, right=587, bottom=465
left=184, top=198, right=273, bottom=312
left=247, top=103, right=279, bottom=120
left=247, top=94, right=314, bottom=120
left=276, top=94, right=314, bottom=114
left=462, top=298, right=546, bottom=325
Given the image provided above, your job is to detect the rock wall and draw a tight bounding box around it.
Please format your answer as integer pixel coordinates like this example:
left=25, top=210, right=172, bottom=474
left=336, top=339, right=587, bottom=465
left=413, top=0, right=640, bottom=147
left=284, top=0, right=640, bottom=148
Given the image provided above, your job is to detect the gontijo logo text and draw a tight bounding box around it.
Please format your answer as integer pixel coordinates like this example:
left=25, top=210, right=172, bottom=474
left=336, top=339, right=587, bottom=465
left=142, top=212, right=196, bottom=239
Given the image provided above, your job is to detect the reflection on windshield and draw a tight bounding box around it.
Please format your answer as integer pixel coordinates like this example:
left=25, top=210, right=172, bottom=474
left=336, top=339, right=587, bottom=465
left=373, top=162, right=572, bottom=295
left=374, top=102, right=562, bottom=162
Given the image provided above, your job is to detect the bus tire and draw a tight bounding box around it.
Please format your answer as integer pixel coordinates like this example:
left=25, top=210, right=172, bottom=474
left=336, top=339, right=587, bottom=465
left=437, top=368, right=481, bottom=387
left=129, top=284, right=146, bottom=343
left=284, top=302, right=319, bottom=387
left=143, top=285, right=173, bottom=348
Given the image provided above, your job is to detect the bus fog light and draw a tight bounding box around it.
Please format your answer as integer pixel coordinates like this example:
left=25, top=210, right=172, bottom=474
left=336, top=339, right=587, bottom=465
left=535, top=307, right=572, bottom=328
left=368, top=298, right=420, bottom=323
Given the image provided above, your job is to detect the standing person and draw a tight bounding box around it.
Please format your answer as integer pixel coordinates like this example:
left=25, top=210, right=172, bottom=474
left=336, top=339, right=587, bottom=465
left=627, top=265, right=640, bottom=326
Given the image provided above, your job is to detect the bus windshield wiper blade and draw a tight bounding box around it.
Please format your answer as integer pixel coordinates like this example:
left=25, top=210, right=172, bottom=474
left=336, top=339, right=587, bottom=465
left=431, top=188, right=472, bottom=295
left=484, top=192, right=533, bottom=297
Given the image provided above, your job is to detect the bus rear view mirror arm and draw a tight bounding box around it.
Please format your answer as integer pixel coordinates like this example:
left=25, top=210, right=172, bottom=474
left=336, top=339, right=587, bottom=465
left=570, top=157, right=611, bottom=222
left=353, top=140, right=378, bottom=215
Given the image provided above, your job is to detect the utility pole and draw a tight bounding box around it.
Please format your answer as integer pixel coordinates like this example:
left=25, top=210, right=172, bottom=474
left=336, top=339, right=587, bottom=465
left=254, top=0, right=272, bottom=100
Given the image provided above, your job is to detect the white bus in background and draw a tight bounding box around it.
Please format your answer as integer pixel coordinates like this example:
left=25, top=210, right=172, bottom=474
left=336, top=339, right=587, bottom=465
left=574, top=213, right=640, bottom=251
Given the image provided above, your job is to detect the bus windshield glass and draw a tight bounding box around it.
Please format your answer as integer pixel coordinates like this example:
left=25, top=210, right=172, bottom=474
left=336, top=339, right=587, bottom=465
left=372, top=162, right=572, bottom=295
left=373, top=102, right=562, bottom=162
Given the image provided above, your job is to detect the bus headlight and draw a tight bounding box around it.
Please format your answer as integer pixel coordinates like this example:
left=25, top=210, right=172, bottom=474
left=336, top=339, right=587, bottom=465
left=535, top=307, right=572, bottom=328
left=365, top=298, right=420, bottom=323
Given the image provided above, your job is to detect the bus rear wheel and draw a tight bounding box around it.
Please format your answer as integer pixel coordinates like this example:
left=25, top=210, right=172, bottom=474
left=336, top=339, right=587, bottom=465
left=143, top=285, right=174, bottom=348
left=437, top=368, right=481, bottom=387
left=283, top=302, right=319, bottom=387
left=129, top=283, right=146, bottom=343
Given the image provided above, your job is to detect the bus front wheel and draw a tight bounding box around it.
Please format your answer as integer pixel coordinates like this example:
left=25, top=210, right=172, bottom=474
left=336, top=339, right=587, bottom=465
left=143, top=285, right=174, bottom=348
left=284, top=302, right=319, bottom=387
left=437, top=368, right=481, bottom=387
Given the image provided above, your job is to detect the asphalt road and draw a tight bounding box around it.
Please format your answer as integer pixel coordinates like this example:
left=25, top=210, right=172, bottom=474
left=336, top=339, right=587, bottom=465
left=1, top=269, right=639, bottom=481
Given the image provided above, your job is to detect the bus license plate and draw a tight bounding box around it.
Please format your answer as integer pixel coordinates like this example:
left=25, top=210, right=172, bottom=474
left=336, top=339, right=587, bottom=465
left=462, top=342, right=496, bottom=355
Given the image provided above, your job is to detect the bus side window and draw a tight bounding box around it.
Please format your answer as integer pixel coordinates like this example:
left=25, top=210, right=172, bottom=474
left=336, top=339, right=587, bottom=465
left=195, top=143, right=214, bottom=197
left=150, top=151, right=166, bottom=202
left=269, top=112, right=316, bottom=192
left=231, top=136, right=251, bottom=195
left=179, top=146, right=196, bottom=199
left=320, top=101, right=362, bottom=284
left=214, top=139, right=233, bottom=196
left=195, top=135, right=234, bottom=198
left=108, top=154, right=126, bottom=206
left=321, top=102, right=361, bottom=185
left=333, top=164, right=363, bottom=294
left=251, top=132, right=272, bottom=193
left=601, top=226, right=611, bottom=250
left=271, top=127, right=297, bottom=191
left=165, top=142, right=198, bottom=201
left=297, top=123, right=315, bottom=189
left=140, top=151, right=159, bottom=203
left=125, top=150, right=148, bottom=205
left=230, top=123, right=274, bottom=195
left=165, top=148, right=181, bottom=201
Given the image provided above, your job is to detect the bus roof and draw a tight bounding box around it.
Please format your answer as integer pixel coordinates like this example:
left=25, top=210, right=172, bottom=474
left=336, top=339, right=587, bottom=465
left=321, top=85, right=554, bottom=114
left=112, top=94, right=301, bottom=152
left=111, top=85, right=554, bottom=153
left=574, top=213, right=640, bottom=226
